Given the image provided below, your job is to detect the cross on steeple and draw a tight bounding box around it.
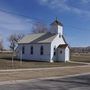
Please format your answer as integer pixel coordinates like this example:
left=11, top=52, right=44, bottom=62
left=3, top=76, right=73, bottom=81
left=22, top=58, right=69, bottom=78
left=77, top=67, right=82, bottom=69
left=51, top=18, right=63, bottom=26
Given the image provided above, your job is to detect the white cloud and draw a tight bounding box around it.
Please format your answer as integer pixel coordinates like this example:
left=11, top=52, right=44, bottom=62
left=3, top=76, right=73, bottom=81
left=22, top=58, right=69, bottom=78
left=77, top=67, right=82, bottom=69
left=81, top=0, right=90, bottom=4
left=38, top=0, right=90, bottom=16
left=0, top=10, right=33, bottom=33
left=0, top=10, right=34, bottom=49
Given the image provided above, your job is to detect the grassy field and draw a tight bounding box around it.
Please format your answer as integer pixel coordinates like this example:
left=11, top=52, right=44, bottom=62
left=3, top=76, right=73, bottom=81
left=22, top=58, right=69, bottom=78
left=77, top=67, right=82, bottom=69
left=0, top=51, right=15, bottom=59
left=71, top=53, right=90, bottom=63
left=0, top=59, right=83, bottom=69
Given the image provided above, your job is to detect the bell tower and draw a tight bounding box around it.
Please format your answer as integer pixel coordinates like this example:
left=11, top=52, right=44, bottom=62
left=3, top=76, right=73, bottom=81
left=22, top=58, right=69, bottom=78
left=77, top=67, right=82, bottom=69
left=50, top=18, right=63, bottom=36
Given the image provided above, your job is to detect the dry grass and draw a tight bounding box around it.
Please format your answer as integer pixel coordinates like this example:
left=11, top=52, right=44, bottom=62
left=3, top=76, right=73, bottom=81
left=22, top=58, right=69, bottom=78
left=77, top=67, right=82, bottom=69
left=0, top=51, right=15, bottom=59
left=71, top=53, right=90, bottom=63
left=0, top=59, right=82, bottom=70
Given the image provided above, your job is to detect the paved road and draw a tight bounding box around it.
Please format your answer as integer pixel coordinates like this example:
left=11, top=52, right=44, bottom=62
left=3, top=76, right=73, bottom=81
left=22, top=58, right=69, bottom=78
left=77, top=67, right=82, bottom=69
left=0, top=74, right=90, bottom=90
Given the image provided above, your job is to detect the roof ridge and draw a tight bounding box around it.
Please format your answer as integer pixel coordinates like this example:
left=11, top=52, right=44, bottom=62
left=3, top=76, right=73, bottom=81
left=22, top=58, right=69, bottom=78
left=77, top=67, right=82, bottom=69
left=51, top=19, right=63, bottom=26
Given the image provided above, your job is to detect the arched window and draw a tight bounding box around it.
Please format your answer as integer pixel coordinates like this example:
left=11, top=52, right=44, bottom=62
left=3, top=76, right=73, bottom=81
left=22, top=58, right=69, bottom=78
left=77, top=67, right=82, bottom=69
left=54, top=47, right=56, bottom=56
left=30, top=46, right=33, bottom=55
left=22, top=46, right=25, bottom=54
left=40, top=46, right=44, bottom=55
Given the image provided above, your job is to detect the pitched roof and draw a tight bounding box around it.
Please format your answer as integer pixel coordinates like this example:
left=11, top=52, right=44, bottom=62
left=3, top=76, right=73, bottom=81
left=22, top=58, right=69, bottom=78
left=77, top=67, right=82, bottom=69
left=51, top=20, right=63, bottom=26
left=58, top=44, right=68, bottom=48
left=62, top=35, right=67, bottom=44
left=18, top=32, right=57, bottom=44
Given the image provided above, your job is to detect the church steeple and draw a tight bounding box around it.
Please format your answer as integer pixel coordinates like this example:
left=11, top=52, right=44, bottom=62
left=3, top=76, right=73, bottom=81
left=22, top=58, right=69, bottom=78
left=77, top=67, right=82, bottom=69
left=50, top=18, right=63, bottom=36
left=51, top=18, right=63, bottom=26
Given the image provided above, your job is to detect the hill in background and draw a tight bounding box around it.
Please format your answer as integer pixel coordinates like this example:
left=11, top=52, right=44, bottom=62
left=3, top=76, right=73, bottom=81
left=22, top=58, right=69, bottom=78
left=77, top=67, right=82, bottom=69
left=71, top=46, right=90, bottom=53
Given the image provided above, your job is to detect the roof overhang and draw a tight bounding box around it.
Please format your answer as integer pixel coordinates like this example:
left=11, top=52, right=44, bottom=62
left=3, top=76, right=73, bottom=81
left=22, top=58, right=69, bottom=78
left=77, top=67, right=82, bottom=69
left=58, top=44, right=70, bottom=49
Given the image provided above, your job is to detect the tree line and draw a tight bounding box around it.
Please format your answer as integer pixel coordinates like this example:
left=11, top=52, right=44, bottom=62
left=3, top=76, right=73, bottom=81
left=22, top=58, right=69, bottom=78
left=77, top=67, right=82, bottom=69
left=71, top=47, right=90, bottom=53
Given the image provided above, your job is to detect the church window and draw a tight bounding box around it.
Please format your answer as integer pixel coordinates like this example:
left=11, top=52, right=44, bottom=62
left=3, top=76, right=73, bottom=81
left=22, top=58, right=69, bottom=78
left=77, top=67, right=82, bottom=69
left=22, top=46, right=25, bottom=54
left=54, top=47, right=56, bottom=56
left=31, top=46, right=33, bottom=55
left=40, top=46, right=44, bottom=55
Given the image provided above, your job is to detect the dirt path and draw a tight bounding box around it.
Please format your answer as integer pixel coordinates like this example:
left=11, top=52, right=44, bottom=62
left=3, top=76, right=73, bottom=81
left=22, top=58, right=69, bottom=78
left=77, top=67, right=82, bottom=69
left=0, top=65, right=90, bottom=81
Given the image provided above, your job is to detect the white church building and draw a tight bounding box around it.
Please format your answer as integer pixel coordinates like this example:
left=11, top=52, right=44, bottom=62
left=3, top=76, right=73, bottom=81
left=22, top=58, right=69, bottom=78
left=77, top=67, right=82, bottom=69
left=16, top=19, right=70, bottom=62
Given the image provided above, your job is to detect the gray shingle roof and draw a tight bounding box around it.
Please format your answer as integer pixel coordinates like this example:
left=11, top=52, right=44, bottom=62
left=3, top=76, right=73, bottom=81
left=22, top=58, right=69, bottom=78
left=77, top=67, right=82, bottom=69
left=18, top=32, right=57, bottom=44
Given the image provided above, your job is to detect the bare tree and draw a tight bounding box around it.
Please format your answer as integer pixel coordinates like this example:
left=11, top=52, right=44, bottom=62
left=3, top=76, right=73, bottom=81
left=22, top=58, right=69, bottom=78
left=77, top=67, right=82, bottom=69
left=8, top=34, right=24, bottom=51
left=0, top=35, right=3, bottom=51
left=0, top=40, right=3, bottom=51
left=8, top=34, right=24, bottom=64
left=32, top=22, right=48, bottom=33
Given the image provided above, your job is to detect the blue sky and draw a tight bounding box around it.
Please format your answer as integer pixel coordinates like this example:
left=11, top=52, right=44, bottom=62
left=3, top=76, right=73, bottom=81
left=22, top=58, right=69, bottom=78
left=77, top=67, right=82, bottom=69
left=0, top=0, right=90, bottom=48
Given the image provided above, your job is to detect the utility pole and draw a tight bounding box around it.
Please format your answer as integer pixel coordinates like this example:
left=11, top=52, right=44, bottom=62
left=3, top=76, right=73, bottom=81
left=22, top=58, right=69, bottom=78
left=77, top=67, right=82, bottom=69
left=20, top=50, right=22, bottom=65
left=12, top=50, right=14, bottom=67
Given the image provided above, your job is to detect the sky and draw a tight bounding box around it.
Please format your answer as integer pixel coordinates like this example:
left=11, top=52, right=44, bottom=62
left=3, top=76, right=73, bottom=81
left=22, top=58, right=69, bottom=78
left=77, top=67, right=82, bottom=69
left=0, top=0, right=90, bottom=48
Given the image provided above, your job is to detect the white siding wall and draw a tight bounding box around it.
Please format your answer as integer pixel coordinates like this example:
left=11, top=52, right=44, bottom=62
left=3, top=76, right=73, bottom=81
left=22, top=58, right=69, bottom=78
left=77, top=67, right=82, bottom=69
left=57, top=47, right=70, bottom=62
left=50, top=25, right=63, bottom=36
left=57, top=48, right=65, bottom=61
left=58, top=26, right=63, bottom=36
left=50, top=35, right=65, bottom=62
left=50, top=25, right=58, bottom=34
left=16, top=44, right=51, bottom=62
left=65, top=47, right=70, bottom=61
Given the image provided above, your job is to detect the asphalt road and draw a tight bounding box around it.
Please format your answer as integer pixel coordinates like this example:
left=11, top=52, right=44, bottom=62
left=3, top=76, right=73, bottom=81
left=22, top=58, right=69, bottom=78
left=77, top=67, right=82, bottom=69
left=0, top=74, right=90, bottom=90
